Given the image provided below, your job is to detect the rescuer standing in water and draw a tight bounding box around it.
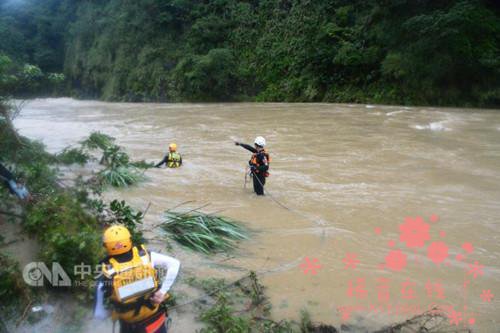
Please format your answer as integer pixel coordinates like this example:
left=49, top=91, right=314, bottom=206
left=235, top=136, right=270, bottom=195
left=94, top=225, right=180, bottom=333
left=155, top=143, right=182, bottom=168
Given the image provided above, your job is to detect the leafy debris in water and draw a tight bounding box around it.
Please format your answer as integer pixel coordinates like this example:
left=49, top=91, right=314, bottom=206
left=161, top=205, right=248, bottom=254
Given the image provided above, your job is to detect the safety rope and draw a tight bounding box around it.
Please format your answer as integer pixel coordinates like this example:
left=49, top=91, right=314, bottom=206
left=168, top=256, right=304, bottom=311
left=243, top=166, right=250, bottom=189
left=250, top=171, right=324, bottom=225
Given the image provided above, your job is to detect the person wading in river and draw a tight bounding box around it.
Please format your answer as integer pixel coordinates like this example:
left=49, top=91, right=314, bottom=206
left=235, top=136, right=270, bottom=196
left=155, top=143, right=182, bottom=168
left=94, top=225, right=180, bottom=333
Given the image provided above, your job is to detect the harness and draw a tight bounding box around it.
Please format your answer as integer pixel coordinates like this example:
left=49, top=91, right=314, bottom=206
left=118, top=309, right=169, bottom=333
left=167, top=152, right=181, bottom=168
left=249, top=149, right=270, bottom=177
left=102, top=245, right=160, bottom=323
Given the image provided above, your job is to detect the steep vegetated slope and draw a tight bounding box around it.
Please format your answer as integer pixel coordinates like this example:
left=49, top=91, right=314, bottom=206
left=0, top=0, right=499, bottom=106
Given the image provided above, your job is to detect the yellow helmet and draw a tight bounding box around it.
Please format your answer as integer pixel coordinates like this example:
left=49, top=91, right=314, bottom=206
left=169, top=143, right=177, bottom=152
left=103, top=225, right=132, bottom=256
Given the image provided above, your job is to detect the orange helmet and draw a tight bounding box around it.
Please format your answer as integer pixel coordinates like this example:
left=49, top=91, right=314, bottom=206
left=103, top=225, right=132, bottom=255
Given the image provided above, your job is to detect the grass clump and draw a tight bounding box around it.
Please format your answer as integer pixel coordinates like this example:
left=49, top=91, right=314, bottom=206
left=98, top=166, right=144, bottom=188
left=161, top=208, right=248, bottom=254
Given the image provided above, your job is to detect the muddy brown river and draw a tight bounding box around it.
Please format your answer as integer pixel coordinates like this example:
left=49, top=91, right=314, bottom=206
left=13, top=98, right=500, bottom=332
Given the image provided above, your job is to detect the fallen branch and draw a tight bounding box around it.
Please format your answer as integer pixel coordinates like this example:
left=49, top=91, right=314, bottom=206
left=15, top=298, right=32, bottom=327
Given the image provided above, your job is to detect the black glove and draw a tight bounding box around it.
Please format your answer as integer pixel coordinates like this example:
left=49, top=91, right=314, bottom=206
left=234, top=142, right=240, bottom=146
left=250, top=165, right=256, bottom=172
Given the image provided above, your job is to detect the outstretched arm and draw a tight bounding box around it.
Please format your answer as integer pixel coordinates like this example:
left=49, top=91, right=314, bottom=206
left=155, top=155, right=168, bottom=168
left=234, top=142, right=257, bottom=153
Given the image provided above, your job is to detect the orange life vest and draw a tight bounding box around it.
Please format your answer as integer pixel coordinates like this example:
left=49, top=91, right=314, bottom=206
left=250, top=149, right=270, bottom=177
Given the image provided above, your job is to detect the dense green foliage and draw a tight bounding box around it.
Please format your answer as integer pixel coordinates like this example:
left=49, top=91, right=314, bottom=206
left=0, top=124, right=148, bottom=301
left=0, top=54, right=65, bottom=96
left=24, top=192, right=103, bottom=281
left=0, top=0, right=498, bottom=106
left=1, top=0, right=498, bottom=106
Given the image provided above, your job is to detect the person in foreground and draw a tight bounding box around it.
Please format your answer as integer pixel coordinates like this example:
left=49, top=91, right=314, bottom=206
left=235, top=136, right=270, bottom=196
left=155, top=143, right=182, bottom=168
left=94, top=225, right=180, bottom=333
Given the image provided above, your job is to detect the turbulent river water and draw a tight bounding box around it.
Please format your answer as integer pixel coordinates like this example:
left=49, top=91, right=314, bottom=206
left=13, top=98, right=500, bottom=332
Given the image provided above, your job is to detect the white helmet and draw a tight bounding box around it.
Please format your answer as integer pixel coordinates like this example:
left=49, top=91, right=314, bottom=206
left=254, top=136, right=266, bottom=147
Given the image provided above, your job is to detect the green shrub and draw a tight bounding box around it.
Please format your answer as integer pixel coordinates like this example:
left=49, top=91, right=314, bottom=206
left=25, top=193, right=103, bottom=283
